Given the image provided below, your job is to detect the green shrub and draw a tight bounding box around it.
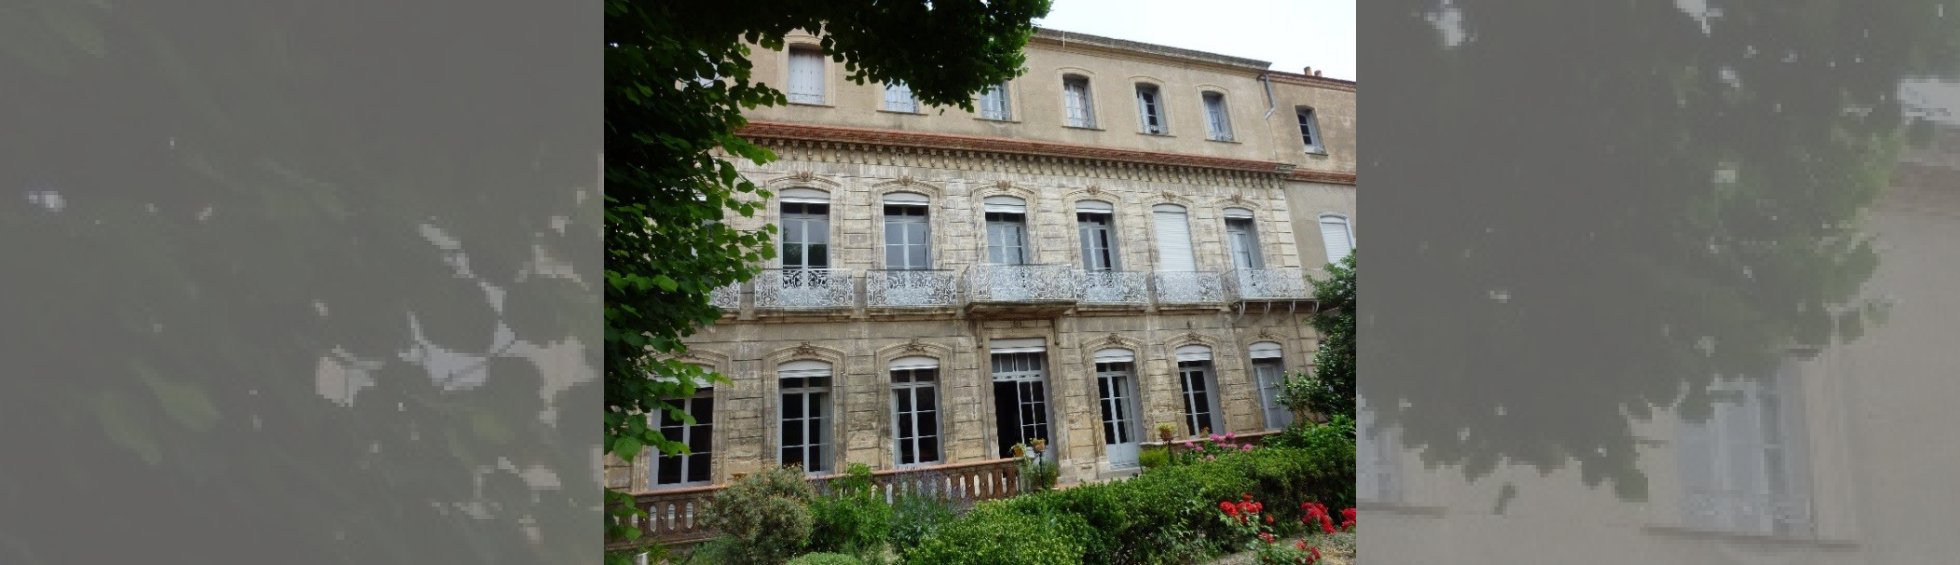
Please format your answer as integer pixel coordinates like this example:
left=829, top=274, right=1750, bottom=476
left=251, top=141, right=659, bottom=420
left=906, top=503, right=1090, bottom=565
left=1137, top=446, right=1170, bottom=470
left=889, top=491, right=960, bottom=559
left=960, top=446, right=1353, bottom=565
left=696, top=466, right=817, bottom=565
left=807, top=464, right=894, bottom=560
left=787, top=552, right=866, bottom=565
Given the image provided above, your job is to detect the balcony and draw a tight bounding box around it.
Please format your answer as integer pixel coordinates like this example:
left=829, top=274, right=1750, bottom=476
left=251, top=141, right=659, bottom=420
left=964, top=264, right=1082, bottom=317
left=754, top=268, right=855, bottom=311
left=1151, top=271, right=1225, bottom=307
left=1080, top=270, right=1149, bottom=307
left=709, top=283, right=742, bottom=313
left=1225, top=268, right=1313, bottom=314
left=867, top=269, right=960, bottom=310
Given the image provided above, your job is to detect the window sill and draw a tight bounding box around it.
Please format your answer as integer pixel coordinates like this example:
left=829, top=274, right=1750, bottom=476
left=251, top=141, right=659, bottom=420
left=1304, top=148, right=1329, bottom=156
left=787, top=101, right=834, bottom=108
left=1063, top=124, right=1105, bottom=132
left=1206, top=137, right=1242, bottom=144
left=1139, top=131, right=1175, bottom=138
left=878, top=108, right=924, bottom=116
left=975, top=116, right=1021, bottom=124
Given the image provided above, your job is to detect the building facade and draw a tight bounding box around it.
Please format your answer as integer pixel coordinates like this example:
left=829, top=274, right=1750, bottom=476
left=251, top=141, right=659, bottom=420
left=608, top=28, right=1357, bottom=493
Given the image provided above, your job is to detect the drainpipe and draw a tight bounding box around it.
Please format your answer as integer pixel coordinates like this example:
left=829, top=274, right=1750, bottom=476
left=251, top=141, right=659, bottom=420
left=1260, top=72, right=1277, bottom=119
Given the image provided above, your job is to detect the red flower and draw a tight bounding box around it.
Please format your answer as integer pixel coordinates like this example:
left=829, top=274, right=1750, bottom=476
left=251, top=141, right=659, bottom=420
left=1295, top=540, right=1308, bottom=550
left=1220, top=501, right=1238, bottom=515
left=1341, top=519, right=1355, bottom=531
left=1251, top=502, right=1264, bottom=513
left=1266, top=514, right=1275, bottom=524
left=1243, top=493, right=1254, bottom=502
left=1341, top=508, right=1356, bottom=521
left=1259, top=532, right=1276, bottom=543
left=1320, top=516, right=1337, bottom=534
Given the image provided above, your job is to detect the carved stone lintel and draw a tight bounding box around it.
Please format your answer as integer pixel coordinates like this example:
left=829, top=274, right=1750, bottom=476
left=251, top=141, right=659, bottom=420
left=995, top=180, right=1013, bottom=190
left=1085, top=184, right=1104, bottom=196
left=793, top=342, right=819, bottom=357
left=901, top=338, right=929, bottom=353
left=897, top=174, right=914, bottom=186
left=1102, top=333, right=1124, bottom=347
left=1228, top=193, right=1246, bottom=204
left=793, top=170, right=815, bottom=182
left=1256, top=328, right=1279, bottom=341
left=1184, top=331, right=1204, bottom=344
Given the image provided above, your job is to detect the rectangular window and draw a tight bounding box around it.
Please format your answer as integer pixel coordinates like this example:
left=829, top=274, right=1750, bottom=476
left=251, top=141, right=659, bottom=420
left=991, top=352, right=1052, bottom=458
left=782, top=202, right=831, bottom=270
left=652, top=393, right=715, bottom=487
left=979, top=82, right=1012, bottom=120
left=884, top=81, right=918, bottom=113
left=1153, top=205, right=1196, bottom=272
left=1252, top=357, right=1292, bottom=429
left=780, top=376, right=831, bottom=474
left=1677, top=362, right=1815, bottom=537
left=1297, top=107, right=1323, bottom=151
left=892, top=368, right=942, bottom=466
left=1063, top=76, right=1096, bottom=128
left=1319, top=214, right=1354, bottom=266
left=985, top=212, right=1029, bottom=265
left=1177, top=360, right=1216, bottom=436
left=883, top=205, right=930, bottom=270
left=1077, top=212, right=1118, bottom=271
left=787, top=47, right=825, bottom=104
left=1203, top=92, right=1234, bottom=141
left=1136, top=84, right=1166, bottom=134
left=1225, top=217, right=1264, bottom=271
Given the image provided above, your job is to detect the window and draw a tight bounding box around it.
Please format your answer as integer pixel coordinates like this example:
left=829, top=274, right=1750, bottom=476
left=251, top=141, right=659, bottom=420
left=1135, top=84, right=1166, bottom=134
left=978, top=82, right=1012, bottom=120
left=990, top=339, right=1052, bottom=459
left=779, top=361, right=832, bottom=474
left=1676, top=359, right=1815, bottom=537
left=884, top=81, right=918, bottom=113
left=1224, top=209, right=1264, bottom=271
left=1152, top=204, right=1196, bottom=272
left=781, top=191, right=832, bottom=270
left=652, top=389, right=715, bottom=487
left=786, top=46, right=826, bottom=104
left=1173, top=345, right=1221, bottom=436
left=883, top=193, right=931, bottom=270
left=984, top=196, right=1029, bottom=265
left=891, top=357, right=942, bottom=467
left=1094, top=348, right=1143, bottom=468
left=1202, top=91, right=1234, bottom=141
left=1063, top=75, right=1096, bottom=128
left=1296, top=107, right=1324, bottom=152
left=1077, top=201, right=1119, bottom=271
left=1249, top=342, right=1292, bottom=429
left=1318, top=214, right=1354, bottom=266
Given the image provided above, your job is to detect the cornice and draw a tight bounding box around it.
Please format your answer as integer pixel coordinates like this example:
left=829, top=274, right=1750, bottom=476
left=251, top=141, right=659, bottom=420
left=735, top=121, right=1356, bottom=187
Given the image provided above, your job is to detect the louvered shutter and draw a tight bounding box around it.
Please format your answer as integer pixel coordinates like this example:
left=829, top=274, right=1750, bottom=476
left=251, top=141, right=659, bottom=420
left=1319, top=215, right=1353, bottom=265
left=788, top=50, right=824, bottom=104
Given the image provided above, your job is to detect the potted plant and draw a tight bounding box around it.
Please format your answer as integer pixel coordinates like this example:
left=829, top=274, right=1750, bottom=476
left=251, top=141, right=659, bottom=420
left=1156, top=422, right=1177, bottom=443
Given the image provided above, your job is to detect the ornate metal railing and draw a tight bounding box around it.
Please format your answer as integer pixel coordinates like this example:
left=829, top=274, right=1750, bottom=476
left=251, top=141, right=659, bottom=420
left=966, top=264, right=1083, bottom=303
left=1225, top=268, right=1312, bottom=301
left=1081, top=270, right=1149, bottom=305
left=867, top=269, right=960, bottom=308
left=607, top=458, right=1024, bottom=550
left=709, top=283, right=742, bottom=311
left=753, top=268, right=854, bottom=310
left=1151, top=270, right=1225, bottom=305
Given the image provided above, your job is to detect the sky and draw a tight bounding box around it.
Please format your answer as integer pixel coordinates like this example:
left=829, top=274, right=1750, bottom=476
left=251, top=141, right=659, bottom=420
left=1032, top=0, right=1357, bottom=81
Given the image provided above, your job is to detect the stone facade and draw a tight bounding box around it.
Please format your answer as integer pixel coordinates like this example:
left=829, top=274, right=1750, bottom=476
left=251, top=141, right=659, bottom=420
left=611, top=28, right=1357, bottom=492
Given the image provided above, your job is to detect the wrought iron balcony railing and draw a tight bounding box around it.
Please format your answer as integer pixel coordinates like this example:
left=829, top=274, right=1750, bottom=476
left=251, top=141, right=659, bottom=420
left=754, top=268, right=855, bottom=310
left=1225, top=268, right=1312, bottom=301
left=709, top=283, right=742, bottom=311
left=966, top=264, right=1083, bottom=303
left=1081, top=270, right=1149, bottom=305
left=1151, top=271, right=1224, bottom=305
left=867, top=269, right=960, bottom=308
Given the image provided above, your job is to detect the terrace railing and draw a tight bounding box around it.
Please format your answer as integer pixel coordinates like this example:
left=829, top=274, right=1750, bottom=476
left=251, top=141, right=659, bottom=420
left=753, top=268, right=854, bottom=310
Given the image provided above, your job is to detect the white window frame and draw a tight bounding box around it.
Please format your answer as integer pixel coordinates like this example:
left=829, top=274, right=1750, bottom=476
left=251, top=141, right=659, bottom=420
left=891, top=359, right=943, bottom=468
left=1136, top=83, right=1167, bottom=135
left=1297, top=107, right=1325, bottom=153
left=778, top=361, right=833, bottom=475
left=1063, top=75, right=1097, bottom=129
left=1173, top=345, right=1223, bottom=437
left=884, top=81, right=919, bottom=113
left=978, top=81, right=1012, bottom=121
left=650, top=389, right=716, bottom=488
left=1249, top=345, right=1291, bottom=430
left=882, top=194, right=931, bottom=270
left=1318, top=213, right=1355, bottom=266
left=786, top=46, right=826, bottom=105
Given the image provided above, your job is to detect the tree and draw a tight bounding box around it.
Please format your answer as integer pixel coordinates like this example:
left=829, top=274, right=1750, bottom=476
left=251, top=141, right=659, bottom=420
left=602, top=0, right=1052, bottom=555
left=1305, top=252, right=1357, bottom=422
left=1362, top=0, right=1960, bottom=500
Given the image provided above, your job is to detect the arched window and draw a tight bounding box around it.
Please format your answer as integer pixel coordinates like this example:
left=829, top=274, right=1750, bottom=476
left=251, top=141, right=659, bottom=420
left=890, top=356, right=942, bottom=467
left=1248, top=341, right=1292, bottom=429
left=778, top=360, right=833, bottom=474
left=1173, top=345, right=1221, bottom=436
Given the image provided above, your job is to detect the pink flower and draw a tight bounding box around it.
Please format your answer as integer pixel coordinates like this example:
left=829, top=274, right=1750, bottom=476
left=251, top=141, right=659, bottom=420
left=1182, top=441, right=1196, bottom=449
left=1226, top=432, right=1237, bottom=440
left=1241, top=444, right=1254, bottom=452
left=1205, top=454, right=1215, bottom=461
left=1209, top=434, right=1224, bottom=443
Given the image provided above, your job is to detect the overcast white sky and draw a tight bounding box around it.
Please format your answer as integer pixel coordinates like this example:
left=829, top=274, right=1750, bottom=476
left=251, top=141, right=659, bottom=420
left=1032, top=0, right=1356, bottom=81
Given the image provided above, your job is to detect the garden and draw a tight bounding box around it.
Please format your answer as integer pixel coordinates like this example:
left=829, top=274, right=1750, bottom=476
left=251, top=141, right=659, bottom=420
left=612, top=413, right=1356, bottom=565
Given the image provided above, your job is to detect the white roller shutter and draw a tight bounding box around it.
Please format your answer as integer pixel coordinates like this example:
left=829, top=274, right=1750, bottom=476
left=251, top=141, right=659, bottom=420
left=1076, top=200, right=1114, bottom=213
left=1320, top=214, right=1353, bottom=264
left=883, top=192, right=928, bottom=205
left=781, top=188, right=830, bottom=204
left=984, top=196, right=1027, bottom=214
left=1174, top=344, right=1212, bottom=362
left=787, top=49, right=825, bottom=104
left=890, top=356, right=939, bottom=370
left=1249, top=342, right=1284, bottom=359
left=778, top=360, right=833, bottom=379
left=989, top=337, right=1046, bottom=354
left=1153, top=204, right=1196, bottom=272
left=1093, top=348, right=1135, bottom=363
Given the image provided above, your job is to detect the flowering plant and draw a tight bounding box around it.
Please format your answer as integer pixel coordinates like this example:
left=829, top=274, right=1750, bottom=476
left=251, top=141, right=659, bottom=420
left=1254, top=538, right=1321, bottom=565
left=1174, top=433, right=1257, bottom=465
